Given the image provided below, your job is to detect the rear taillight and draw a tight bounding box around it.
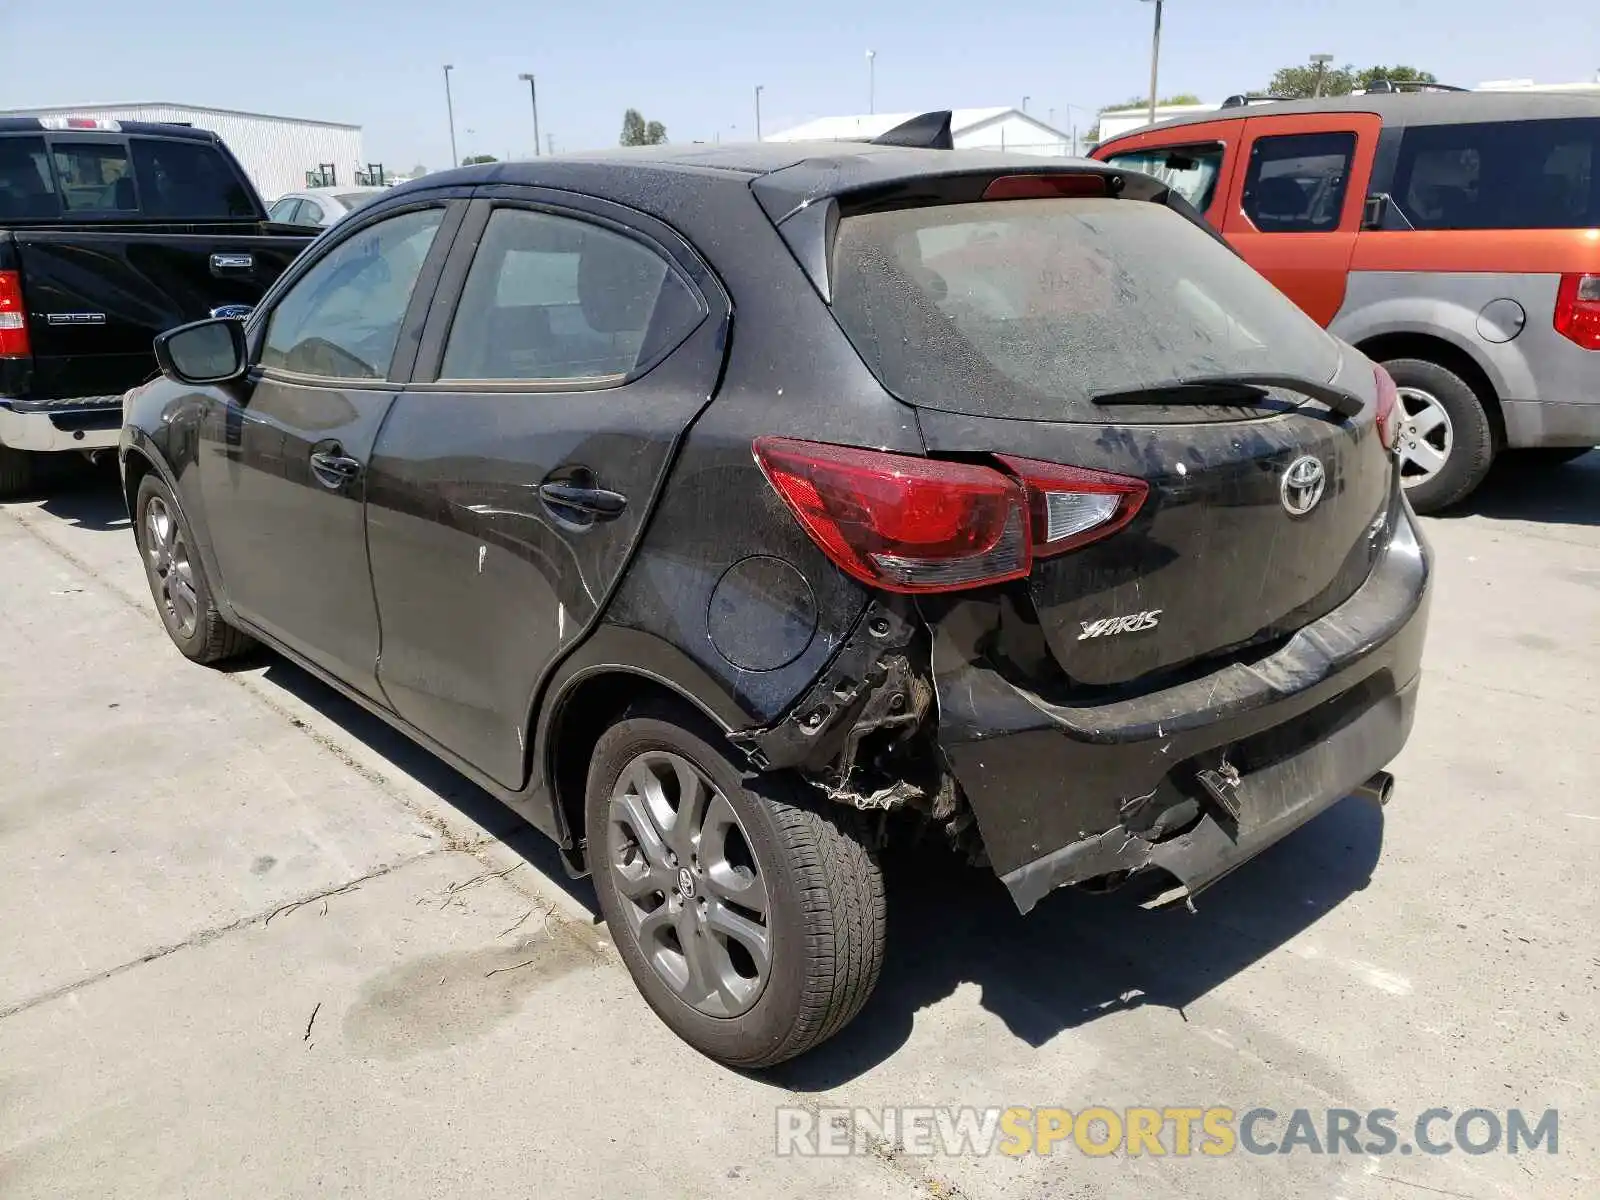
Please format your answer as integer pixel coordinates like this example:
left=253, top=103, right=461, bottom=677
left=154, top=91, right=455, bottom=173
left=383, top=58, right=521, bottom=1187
left=752, top=437, right=1147, bottom=594
left=0, top=270, right=28, bottom=358
left=982, top=174, right=1110, bottom=201
left=995, top=455, right=1148, bottom=558
left=1373, top=364, right=1400, bottom=451
left=1555, top=273, right=1600, bottom=350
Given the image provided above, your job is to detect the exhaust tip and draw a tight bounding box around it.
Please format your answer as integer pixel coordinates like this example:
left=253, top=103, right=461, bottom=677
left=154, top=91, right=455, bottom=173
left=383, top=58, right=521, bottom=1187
left=1353, top=771, right=1395, bottom=808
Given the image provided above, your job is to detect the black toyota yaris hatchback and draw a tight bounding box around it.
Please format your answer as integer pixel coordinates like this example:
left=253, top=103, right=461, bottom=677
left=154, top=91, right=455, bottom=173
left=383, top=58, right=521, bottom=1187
left=121, top=115, right=1432, bottom=1067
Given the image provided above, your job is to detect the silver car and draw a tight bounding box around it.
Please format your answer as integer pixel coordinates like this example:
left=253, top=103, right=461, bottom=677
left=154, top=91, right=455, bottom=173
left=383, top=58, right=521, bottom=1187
left=266, top=186, right=387, bottom=228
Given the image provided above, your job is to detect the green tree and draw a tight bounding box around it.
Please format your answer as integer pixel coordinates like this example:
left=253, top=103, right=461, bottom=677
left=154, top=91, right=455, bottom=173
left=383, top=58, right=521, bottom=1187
left=461, top=154, right=498, bottom=165
left=410, top=164, right=428, bottom=178
left=620, top=108, right=668, bottom=146
left=1266, top=60, right=1437, bottom=99
left=1101, top=93, right=1203, bottom=113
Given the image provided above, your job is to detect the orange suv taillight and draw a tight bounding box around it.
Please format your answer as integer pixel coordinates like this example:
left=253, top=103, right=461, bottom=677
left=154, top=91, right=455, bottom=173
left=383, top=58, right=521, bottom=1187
left=1554, top=273, right=1600, bottom=351
left=0, top=270, right=29, bottom=358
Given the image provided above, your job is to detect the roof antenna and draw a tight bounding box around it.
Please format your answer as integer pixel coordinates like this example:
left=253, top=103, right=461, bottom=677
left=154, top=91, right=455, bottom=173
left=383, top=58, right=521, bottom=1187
left=869, top=110, right=954, bottom=150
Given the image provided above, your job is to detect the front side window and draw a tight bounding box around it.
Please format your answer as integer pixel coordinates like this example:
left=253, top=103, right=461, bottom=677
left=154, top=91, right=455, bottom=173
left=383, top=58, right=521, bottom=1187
left=52, top=141, right=136, bottom=214
left=1105, top=143, right=1226, bottom=212
left=261, top=207, right=444, bottom=380
left=130, top=139, right=254, bottom=219
left=1394, top=119, right=1600, bottom=230
left=438, top=207, right=704, bottom=382
left=0, top=136, right=59, bottom=219
left=1241, top=132, right=1356, bottom=233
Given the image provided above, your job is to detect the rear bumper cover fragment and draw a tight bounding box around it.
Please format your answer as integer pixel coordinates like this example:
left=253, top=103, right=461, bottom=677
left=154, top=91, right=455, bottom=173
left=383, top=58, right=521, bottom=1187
left=932, top=498, right=1433, bottom=914
left=0, top=396, right=123, bottom=452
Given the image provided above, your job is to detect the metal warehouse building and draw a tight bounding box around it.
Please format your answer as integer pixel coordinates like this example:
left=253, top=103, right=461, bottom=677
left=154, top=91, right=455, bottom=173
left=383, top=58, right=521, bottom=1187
left=0, top=102, right=364, bottom=201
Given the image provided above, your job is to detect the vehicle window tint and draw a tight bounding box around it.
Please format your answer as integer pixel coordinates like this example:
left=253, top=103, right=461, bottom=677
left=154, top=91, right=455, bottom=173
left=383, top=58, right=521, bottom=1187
left=830, top=197, right=1340, bottom=423
left=0, top=136, right=59, bottom=219
left=1242, top=132, right=1355, bottom=233
left=268, top=198, right=304, bottom=224
left=131, top=138, right=254, bottom=218
left=1104, top=144, right=1226, bottom=212
left=439, top=207, right=704, bottom=382
left=1394, top=119, right=1600, bottom=229
left=261, top=207, right=444, bottom=380
left=52, top=141, right=137, bottom=214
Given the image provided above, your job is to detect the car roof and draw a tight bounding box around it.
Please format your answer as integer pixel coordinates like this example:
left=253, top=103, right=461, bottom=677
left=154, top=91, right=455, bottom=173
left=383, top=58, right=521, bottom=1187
left=401, top=141, right=1123, bottom=220
left=1100, top=89, right=1600, bottom=143
left=0, top=117, right=219, bottom=141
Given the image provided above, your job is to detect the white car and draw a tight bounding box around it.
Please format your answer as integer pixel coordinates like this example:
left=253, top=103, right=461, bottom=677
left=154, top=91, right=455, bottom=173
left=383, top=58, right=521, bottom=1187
left=266, top=186, right=386, bottom=228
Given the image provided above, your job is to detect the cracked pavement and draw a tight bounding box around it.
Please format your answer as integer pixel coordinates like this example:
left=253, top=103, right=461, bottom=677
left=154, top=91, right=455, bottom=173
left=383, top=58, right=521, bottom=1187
left=2, top=458, right=1597, bottom=1199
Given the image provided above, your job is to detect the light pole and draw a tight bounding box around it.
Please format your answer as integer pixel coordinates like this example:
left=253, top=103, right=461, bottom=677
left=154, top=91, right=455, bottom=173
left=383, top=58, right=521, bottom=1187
left=1022, top=95, right=1031, bottom=113
left=1311, top=53, right=1335, bottom=97
left=518, top=73, right=541, bottom=156
left=442, top=64, right=458, bottom=168
left=866, top=49, right=876, bottom=114
left=755, top=84, right=764, bottom=139
left=1140, top=0, right=1163, bottom=128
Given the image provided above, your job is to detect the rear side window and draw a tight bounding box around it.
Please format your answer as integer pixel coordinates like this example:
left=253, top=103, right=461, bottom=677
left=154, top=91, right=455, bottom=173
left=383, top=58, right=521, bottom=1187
left=1394, top=119, right=1600, bottom=230
left=1242, top=132, right=1355, bottom=233
left=131, top=138, right=254, bottom=218
left=1103, top=144, right=1226, bottom=212
left=52, top=141, right=137, bottom=214
left=0, top=136, right=58, bottom=219
left=829, top=197, right=1340, bottom=423
left=438, top=207, right=705, bottom=382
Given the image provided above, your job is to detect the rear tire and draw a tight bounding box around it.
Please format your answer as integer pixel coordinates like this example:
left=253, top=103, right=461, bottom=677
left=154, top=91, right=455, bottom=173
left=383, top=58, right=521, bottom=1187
left=133, top=473, right=254, bottom=664
left=1381, top=357, right=1496, bottom=514
left=0, top=446, right=35, bottom=499
left=585, top=702, right=886, bottom=1068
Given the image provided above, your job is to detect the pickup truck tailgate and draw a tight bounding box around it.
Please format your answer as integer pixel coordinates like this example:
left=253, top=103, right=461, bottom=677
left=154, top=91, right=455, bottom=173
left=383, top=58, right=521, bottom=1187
left=10, top=225, right=309, bottom=398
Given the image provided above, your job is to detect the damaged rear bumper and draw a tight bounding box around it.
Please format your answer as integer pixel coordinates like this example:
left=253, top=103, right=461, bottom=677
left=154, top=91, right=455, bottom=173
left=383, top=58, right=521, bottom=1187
left=932, top=501, right=1433, bottom=915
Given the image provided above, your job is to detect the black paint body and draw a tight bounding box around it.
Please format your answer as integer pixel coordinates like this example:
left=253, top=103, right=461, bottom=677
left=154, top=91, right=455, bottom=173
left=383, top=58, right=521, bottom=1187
left=121, top=143, right=1432, bottom=911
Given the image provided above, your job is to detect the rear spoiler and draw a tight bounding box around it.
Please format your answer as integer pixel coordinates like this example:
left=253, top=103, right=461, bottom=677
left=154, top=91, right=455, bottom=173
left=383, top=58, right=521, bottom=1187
left=869, top=110, right=955, bottom=150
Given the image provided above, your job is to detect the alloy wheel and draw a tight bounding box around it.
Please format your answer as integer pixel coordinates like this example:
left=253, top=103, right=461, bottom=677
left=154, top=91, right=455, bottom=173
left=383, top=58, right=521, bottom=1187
left=607, top=750, right=772, bottom=1018
left=144, top=497, right=199, bottom=639
left=1395, top=386, right=1455, bottom=487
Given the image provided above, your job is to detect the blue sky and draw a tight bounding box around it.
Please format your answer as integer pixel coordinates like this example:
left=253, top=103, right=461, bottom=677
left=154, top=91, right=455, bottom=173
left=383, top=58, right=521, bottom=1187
left=2, top=0, right=1595, bottom=171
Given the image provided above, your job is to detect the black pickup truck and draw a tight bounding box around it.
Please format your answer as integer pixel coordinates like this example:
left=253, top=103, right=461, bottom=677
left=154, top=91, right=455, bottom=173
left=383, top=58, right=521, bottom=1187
left=0, top=118, right=318, bottom=495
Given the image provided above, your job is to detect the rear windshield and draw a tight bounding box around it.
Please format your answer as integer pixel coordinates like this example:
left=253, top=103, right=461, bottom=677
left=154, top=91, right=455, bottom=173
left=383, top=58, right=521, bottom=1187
left=1392, top=119, right=1600, bottom=230
left=829, top=197, right=1340, bottom=422
left=0, top=134, right=252, bottom=221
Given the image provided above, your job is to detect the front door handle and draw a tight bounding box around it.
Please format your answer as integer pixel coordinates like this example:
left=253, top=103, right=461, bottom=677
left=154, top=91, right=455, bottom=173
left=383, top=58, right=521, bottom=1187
left=538, top=482, right=628, bottom=520
left=309, top=448, right=363, bottom=489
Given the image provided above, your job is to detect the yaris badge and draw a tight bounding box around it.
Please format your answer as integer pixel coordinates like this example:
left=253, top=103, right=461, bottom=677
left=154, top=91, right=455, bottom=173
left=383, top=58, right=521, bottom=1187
left=1280, top=456, right=1327, bottom=516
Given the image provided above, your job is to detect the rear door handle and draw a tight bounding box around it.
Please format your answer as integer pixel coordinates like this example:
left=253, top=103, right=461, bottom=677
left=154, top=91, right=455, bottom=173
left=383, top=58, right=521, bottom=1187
left=538, top=482, right=628, bottom=520
left=310, top=449, right=363, bottom=489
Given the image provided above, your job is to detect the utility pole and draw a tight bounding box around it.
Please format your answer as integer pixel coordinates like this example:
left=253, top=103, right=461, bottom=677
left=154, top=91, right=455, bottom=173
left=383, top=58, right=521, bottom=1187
left=1311, top=53, right=1334, bottom=97
left=546, top=133, right=555, bottom=156
left=1022, top=95, right=1030, bottom=113
left=866, top=49, right=876, bottom=114
left=442, top=64, right=458, bottom=168
left=1141, top=0, right=1163, bottom=128
left=518, top=73, right=541, bottom=155
left=755, top=84, right=764, bottom=139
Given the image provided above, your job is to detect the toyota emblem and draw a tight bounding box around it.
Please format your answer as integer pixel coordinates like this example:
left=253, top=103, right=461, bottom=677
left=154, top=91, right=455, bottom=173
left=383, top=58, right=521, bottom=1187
left=1280, top=456, right=1327, bottom=516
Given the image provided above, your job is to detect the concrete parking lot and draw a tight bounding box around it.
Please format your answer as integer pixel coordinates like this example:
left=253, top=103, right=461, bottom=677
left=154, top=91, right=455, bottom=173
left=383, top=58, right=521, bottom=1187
left=2, top=457, right=1597, bottom=1200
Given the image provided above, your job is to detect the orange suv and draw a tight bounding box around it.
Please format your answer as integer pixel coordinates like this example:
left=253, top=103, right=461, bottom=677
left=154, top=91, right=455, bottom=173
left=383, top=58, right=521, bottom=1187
left=1093, top=88, right=1600, bottom=512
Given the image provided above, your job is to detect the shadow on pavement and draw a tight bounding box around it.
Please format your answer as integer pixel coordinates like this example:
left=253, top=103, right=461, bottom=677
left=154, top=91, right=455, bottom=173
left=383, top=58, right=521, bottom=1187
left=254, top=656, right=601, bottom=918
left=19, top=457, right=129, bottom=531
left=1443, top=449, right=1599, bottom=527
left=771, top=796, right=1384, bottom=1088
left=250, top=647, right=1382, bottom=1087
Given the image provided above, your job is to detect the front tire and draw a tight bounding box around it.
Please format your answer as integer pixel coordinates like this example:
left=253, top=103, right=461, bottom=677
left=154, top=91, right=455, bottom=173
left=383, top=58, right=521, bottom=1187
left=1381, top=357, right=1496, bottom=514
left=585, top=704, right=886, bottom=1068
left=133, top=473, right=254, bottom=664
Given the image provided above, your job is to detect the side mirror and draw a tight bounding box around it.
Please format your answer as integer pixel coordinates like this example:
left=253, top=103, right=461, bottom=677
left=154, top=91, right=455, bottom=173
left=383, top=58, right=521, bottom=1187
left=154, top=317, right=248, bottom=385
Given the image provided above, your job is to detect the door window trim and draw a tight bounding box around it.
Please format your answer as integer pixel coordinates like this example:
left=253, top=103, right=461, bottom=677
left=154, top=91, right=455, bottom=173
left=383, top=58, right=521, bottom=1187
left=407, top=189, right=726, bottom=394
left=245, top=195, right=469, bottom=389
left=1238, top=128, right=1360, bottom=234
